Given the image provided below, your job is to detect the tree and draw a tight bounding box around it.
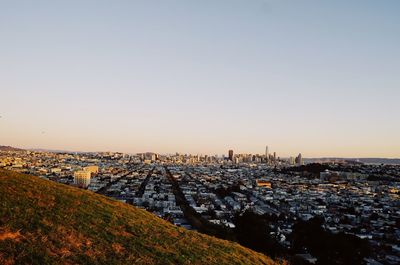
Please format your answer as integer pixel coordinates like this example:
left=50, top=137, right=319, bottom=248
left=291, top=217, right=370, bottom=265
left=234, top=211, right=287, bottom=258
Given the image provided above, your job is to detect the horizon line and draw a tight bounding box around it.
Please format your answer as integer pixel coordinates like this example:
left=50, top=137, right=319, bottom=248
left=2, top=145, right=400, bottom=160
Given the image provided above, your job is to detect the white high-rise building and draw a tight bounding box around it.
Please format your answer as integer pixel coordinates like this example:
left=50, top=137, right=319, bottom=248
left=296, top=153, right=303, bottom=166
left=74, top=170, right=91, bottom=188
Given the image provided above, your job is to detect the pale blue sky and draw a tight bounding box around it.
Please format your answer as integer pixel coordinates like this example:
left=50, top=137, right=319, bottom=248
left=1, top=0, right=399, bottom=157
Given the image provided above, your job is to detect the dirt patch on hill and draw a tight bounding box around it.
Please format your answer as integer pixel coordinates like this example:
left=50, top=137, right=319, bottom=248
left=0, top=230, right=21, bottom=241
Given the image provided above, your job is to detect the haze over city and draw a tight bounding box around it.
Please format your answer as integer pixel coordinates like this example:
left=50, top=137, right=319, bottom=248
left=1, top=0, right=399, bottom=157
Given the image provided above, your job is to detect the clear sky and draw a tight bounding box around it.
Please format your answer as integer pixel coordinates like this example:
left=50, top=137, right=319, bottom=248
left=1, top=0, right=399, bottom=157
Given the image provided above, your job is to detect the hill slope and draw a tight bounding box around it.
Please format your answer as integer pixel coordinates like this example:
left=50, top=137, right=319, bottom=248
left=0, top=169, right=280, bottom=265
left=0, top=146, right=23, bottom=152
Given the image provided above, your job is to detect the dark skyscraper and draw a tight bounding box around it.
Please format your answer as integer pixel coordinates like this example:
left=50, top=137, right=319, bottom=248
left=228, top=150, right=234, bottom=161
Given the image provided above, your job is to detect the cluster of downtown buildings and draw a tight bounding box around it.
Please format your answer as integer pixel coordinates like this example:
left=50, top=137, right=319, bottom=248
left=1, top=149, right=399, bottom=264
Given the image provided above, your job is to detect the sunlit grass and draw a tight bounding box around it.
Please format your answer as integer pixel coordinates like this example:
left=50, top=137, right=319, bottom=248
left=0, top=169, right=284, bottom=265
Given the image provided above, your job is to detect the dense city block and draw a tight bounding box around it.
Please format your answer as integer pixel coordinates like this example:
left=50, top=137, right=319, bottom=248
left=1, top=150, right=399, bottom=265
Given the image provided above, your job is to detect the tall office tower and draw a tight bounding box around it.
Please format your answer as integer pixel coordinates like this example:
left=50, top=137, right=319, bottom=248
left=297, top=153, right=303, bottom=166
left=273, top=152, right=277, bottom=162
left=228, top=150, right=234, bottom=161
left=296, top=153, right=303, bottom=166
left=265, top=146, right=269, bottom=163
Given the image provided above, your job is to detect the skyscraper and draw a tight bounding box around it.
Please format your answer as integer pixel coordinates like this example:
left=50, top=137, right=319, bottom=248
left=265, top=146, right=269, bottom=162
left=296, top=153, right=303, bottom=166
left=228, top=150, right=234, bottom=161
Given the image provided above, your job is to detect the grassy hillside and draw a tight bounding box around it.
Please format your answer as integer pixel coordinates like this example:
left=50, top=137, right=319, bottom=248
left=0, top=169, right=282, bottom=265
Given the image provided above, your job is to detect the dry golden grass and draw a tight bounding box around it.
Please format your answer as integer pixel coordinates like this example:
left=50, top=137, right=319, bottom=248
left=0, top=230, right=21, bottom=241
left=0, top=169, right=284, bottom=265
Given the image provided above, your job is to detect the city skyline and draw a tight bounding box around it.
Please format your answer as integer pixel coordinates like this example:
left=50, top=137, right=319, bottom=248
left=2, top=144, right=399, bottom=162
left=1, top=1, right=400, bottom=157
